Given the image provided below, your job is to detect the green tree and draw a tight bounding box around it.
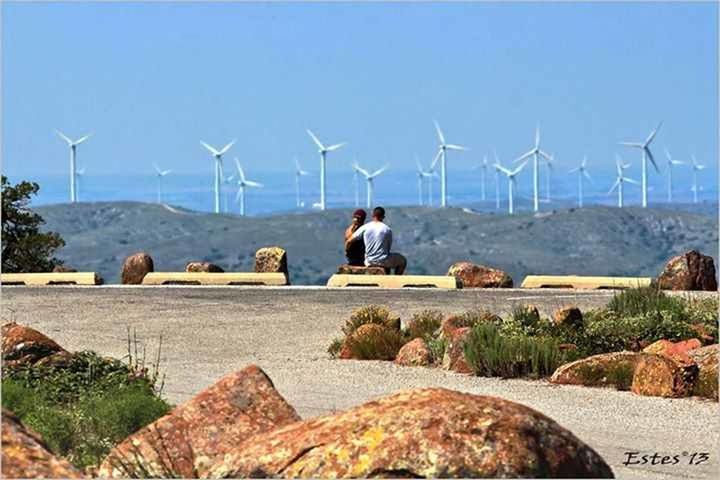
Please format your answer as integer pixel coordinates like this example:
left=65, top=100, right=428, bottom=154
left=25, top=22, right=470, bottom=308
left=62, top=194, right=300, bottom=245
left=2, top=176, right=65, bottom=272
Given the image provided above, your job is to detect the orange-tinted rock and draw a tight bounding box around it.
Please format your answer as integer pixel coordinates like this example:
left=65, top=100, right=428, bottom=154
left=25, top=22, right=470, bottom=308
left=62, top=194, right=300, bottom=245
left=631, top=354, right=699, bottom=398
left=551, top=352, right=645, bottom=389
left=2, top=409, right=83, bottom=479
left=552, top=306, right=583, bottom=328
left=441, top=327, right=473, bottom=374
left=121, top=252, right=154, bottom=284
left=206, top=388, right=613, bottom=479
left=336, top=264, right=387, bottom=275
left=1, top=322, right=66, bottom=368
left=447, top=261, right=513, bottom=288
left=656, top=250, right=717, bottom=291
left=254, top=246, right=288, bottom=276
left=642, top=339, right=702, bottom=363
left=185, top=261, right=224, bottom=273
left=98, top=365, right=300, bottom=478
left=394, top=338, right=432, bottom=367
left=688, top=344, right=718, bottom=400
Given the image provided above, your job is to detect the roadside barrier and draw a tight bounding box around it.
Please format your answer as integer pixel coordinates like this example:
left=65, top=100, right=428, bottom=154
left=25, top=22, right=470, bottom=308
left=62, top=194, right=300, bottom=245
left=141, top=272, right=288, bottom=286
left=326, top=274, right=461, bottom=289
left=520, top=275, right=652, bottom=290
left=1, top=272, right=102, bottom=286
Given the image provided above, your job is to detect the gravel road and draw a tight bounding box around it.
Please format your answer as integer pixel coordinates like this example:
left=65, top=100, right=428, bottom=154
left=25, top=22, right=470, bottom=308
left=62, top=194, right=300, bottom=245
left=2, top=286, right=718, bottom=479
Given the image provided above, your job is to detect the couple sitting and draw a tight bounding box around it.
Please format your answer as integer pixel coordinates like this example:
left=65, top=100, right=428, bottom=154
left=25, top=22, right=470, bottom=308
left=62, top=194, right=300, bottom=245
left=344, top=206, right=407, bottom=274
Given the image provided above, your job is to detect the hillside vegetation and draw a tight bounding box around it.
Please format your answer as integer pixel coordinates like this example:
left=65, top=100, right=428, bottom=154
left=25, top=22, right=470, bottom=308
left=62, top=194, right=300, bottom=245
left=35, top=202, right=718, bottom=285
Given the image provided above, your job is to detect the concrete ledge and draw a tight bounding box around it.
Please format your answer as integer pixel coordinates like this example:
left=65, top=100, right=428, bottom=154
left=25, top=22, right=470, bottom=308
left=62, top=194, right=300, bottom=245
left=141, top=272, right=288, bottom=286
left=1, top=272, right=102, bottom=286
left=326, top=274, right=461, bottom=289
left=521, top=275, right=653, bottom=290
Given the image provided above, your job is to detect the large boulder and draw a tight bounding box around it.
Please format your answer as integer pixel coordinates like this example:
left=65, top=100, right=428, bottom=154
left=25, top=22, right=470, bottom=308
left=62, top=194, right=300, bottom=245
left=550, top=352, right=645, bottom=390
left=631, top=354, right=699, bottom=398
left=394, top=338, right=432, bottom=367
left=2, top=409, right=83, bottom=479
left=121, top=252, right=154, bottom=285
left=185, top=261, right=224, bottom=273
left=98, top=365, right=300, bottom=478
left=447, top=261, right=513, bottom=288
left=552, top=306, right=583, bottom=329
left=254, top=246, right=288, bottom=276
left=206, top=388, right=613, bottom=478
left=1, top=322, right=67, bottom=368
left=441, top=327, right=473, bottom=374
left=688, top=344, right=719, bottom=400
left=642, top=339, right=702, bottom=363
left=656, top=250, right=717, bottom=291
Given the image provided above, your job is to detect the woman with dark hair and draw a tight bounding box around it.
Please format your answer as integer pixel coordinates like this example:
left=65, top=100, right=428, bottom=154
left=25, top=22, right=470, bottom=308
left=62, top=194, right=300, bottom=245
left=344, top=209, right=367, bottom=266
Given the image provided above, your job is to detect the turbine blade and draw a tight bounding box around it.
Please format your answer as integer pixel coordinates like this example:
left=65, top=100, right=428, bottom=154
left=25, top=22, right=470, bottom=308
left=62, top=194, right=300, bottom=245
left=568, top=167, right=580, bottom=174
left=74, top=134, right=92, bottom=145
left=511, top=160, right=529, bottom=176
left=152, top=162, right=162, bottom=174
left=430, top=149, right=442, bottom=170
left=235, top=187, right=242, bottom=202
left=619, top=142, right=643, bottom=148
left=56, top=130, right=73, bottom=145
left=235, top=158, right=246, bottom=182
left=325, top=142, right=346, bottom=152
left=645, top=121, right=663, bottom=146
left=583, top=170, right=593, bottom=183
left=646, top=148, right=660, bottom=173
left=539, top=150, right=552, bottom=162
left=495, top=164, right=513, bottom=176
left=201, top=141, right=220, bottom=156
left=245, top=180, right=263, bottom=188
left=371, top=165, right=389, bottom=177
left=306, top=129, right=325, bottom=150
left=514, top=149, right=534, bottom=163
left=445, top=144, right=467, bottom=151
left=624, top=177, right=640, bottom=185
left=433, top=120, right=445, bottom=144
left=219, top=139, right=236, bottom=155
left=608, top=179, right=620, bottom=194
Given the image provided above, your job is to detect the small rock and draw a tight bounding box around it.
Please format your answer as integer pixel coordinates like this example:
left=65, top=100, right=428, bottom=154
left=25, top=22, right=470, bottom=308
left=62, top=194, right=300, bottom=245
left=206, top=388, right=613, bottom=478
left=2, top=409, right=83, bottom=479
left=631, top=354, right=699, bottom=398
left=642, top=339, right=702, bottom=363
left=447, top=261, right=513, bottom=288
left=394, top=338, right=432, bottom=367
left=99, top=365, right=300, bottom=478
left=121, top=252, right=154, bottom=284
left=441, top=327, right=473, bottom=374
left=552, top=306, right=583, bottom=328
left=254, top=246, right=288, bottom=276
left=1, top=322, right=67, bottom=368
left=551, top=352, right=645, bottom=389
left=688, top=344, right=718, bottom=400
left=185, top=261, right=224, bottom=273
left=336, top=264, right=387, bottom=275
left=656, top=250, right=717, bottom=291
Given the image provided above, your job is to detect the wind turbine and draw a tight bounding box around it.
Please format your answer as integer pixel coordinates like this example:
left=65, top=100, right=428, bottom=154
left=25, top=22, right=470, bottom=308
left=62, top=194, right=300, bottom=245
left=306, top=130, right=346, bottom=211
left=431, top=121, right=468, bottom=208
left=690, top=155, right=705, bottom=204
left=200, top=139, right=236, bottom=214
left=619, top=122, right=662, bottom=208
left=353, top=163, right=389, bottom=208
left=415, top=160, right=425, bottom=206
left=294, top=158, right=310, bottom=208
left=514, top=126, right=551, bottom=212
left=56, top=130, right=91, bottom=203
left=608, top=156, right=638, bottom=208
left=234, top=159, right=263, bottom=216
left=152, top=163, right=172, bottom=204
left=543, top=153, right=555, bottom=202
left=495, top=160, right=528, bottom=215
left=663, top=149, right=685, bottom=203
left=417, top=159, right=438, bottom=207
left=493, top=150, right=502, bottom=210
left=472, top=155, right=489, bottom=201
left=568, top=156, right=593, bottom=207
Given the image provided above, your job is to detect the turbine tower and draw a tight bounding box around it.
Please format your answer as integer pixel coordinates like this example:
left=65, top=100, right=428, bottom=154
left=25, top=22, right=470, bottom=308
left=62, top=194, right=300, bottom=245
left=415, top=160, right=425, bottom=206
left=473, top=155, right=489, bottom=201
left=353, top=163, right=389, bottom=208
left=619, top=122, right=662, bottom=208
left=431, top=121, right=467, bottom=208
left=568, top=156, right=592, bottom=207
left=417, top=159, right=438, bottom=207
left=664, top=149, right=685, bottom=203
left=201, top=139, right=236, bottom=214
left=514, top=126, right=551, bottom=212
left=56, top=130, right=91, bottom=203
left=234, top=159, right=263, bottom=216
left=543, top=153, right=555, bottom=202
left=306, top=129, right=346, bottom=211
left=690, top=155, right=705, bottom=204
left=608, top=156, right=638, bottom=208
left=495, top=160, right=528, bottom=215
left=152, top=163, right=172, bottom=204
left=493, top=150, right=502, bottom=210
left=76, top=168, right=85, bottom=202
left=223, top=172, right=235, bottom=213
left=294, top=158, right=310, bottom=208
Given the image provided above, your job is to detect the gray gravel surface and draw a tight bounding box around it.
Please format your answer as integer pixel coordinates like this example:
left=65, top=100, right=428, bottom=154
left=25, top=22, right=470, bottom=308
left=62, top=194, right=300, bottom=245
left=2, top=286, right=718, bottom=480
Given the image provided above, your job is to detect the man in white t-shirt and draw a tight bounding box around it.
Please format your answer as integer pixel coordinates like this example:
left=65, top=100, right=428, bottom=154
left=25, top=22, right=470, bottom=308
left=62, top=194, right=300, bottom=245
left=345, top=206, right=406, bottom=274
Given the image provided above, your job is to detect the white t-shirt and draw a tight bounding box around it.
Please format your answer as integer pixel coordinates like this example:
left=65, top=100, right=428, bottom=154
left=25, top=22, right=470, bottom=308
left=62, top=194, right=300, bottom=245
left=351, top=221, right=392, bottom=266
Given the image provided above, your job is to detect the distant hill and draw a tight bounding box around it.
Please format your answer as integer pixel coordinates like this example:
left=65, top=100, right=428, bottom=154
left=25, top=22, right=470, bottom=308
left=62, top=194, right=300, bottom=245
left=34, top=201, right=718, bottom=285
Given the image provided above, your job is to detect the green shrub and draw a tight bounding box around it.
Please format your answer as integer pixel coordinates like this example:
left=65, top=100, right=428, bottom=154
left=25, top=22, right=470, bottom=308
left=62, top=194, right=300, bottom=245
left=405, top=310, right=443, bottom=341
left=608, top=286, right=685, bottom=318
left=426, top=337, right=448, bottom=364
left=345, top=326, right=405, bottom=361
left=510, top=304, right=541, bottom=330
left=327, top=338, right=343, bottom=359
left=342, top=305, right=398, bottom=336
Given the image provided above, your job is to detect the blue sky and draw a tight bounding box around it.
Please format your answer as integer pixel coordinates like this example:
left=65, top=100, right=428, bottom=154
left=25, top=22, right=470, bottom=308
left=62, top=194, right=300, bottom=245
left=2, top=1, right=718, bottom=187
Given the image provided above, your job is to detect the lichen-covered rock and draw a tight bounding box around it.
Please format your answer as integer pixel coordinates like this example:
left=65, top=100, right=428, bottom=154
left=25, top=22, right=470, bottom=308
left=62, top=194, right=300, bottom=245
left=550, top=352, right=645, bottom=390
left=642, top=339, right=702, bottom=363
left=447, top=261, right=513, bottom=288
left=185, top=261, right=224, bottom=273
left=254, top=246, right=288, bottom=276
left=552, top=306, right=583, bottom=329
left=441, top=327, right=473, bottom=374
left=98, top=365, right=300, bottom=478
left=121, top=251, right=154, bottom=284
left=337, top=264, right=387, bottom=275
left=631, top=354, right=699, bottom=398
left=656, top=250, right=717, bottom=291
left=1, top=322, right=67, bottom=368
left=2, top=409, right=83, bottom=479
left=206, top=388, right=614, bottom=479
left=688, top=344, right=718, bottom=400
left=394, top=338, right=432, bottom=367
